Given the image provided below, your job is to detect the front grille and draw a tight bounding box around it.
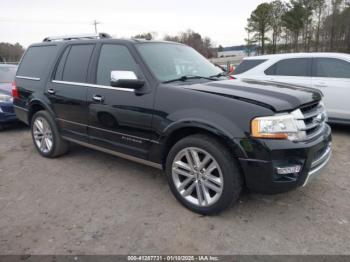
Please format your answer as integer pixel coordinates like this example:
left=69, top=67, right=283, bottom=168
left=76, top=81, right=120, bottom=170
left=293, top=101, right=327, bottom=141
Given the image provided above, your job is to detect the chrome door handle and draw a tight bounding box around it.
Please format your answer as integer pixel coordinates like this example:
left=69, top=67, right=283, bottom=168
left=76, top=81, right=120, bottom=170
left=92, top=95, right=104, bottom=102
left=47, top=88, right=55, bottom=94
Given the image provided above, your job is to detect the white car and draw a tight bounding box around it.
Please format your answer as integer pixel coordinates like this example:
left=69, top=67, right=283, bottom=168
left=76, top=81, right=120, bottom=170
left=233, top=53, right=350, bottom=125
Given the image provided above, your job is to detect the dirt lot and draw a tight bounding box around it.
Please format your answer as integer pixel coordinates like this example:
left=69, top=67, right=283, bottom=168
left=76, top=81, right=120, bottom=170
left=0, top=123, right=349, bottom=255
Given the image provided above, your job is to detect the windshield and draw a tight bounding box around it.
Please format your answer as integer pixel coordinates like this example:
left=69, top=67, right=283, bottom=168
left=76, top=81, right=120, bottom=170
left=136, top=43, right=222, bottom=82
left=0, top=66, right=17, bottom=83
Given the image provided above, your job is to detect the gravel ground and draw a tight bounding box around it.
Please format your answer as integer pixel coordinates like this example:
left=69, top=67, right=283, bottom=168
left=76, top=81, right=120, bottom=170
left=0, top=123, right=349, bottom=255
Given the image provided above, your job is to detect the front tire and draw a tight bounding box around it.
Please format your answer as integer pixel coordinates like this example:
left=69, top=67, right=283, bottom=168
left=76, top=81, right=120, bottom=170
left=31, top=111, right=69, bottom=158
left=166, top=134, right=242, bottom=215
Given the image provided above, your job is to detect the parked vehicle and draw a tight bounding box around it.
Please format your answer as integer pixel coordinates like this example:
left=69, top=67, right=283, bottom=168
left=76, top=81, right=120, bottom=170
left=233, top=53, right=350, bottom=125
left=0, top=64, right=18, bottom=129
left=13, top=34, right=332, bottom=214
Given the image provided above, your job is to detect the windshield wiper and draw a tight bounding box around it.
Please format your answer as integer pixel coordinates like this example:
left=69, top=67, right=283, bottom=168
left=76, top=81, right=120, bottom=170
left=209, top=72, right=228, bottom=78
left=163, top=75, right=218, bottom=84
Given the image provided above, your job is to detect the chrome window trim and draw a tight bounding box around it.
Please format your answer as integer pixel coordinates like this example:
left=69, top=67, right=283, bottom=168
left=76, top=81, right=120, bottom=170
left=51, top=80, right=134, bottom=92
left=61, top=136, right=162, bottom=170
left=16, top=76, right=41, bottom=81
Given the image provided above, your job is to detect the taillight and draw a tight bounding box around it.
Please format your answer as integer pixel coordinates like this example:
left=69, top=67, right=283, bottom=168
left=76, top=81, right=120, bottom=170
left=12, top=81, right=19, bottom=99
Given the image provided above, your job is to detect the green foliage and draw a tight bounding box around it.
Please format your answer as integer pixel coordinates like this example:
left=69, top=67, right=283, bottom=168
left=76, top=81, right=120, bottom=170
left=247, top=3, right=273, bottom=54
left=245, top=0, right=350, bottom=54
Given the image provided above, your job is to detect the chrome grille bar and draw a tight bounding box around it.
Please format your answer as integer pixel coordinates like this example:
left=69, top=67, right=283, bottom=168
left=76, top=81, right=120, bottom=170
left=293, top=101, right=327, bottom=141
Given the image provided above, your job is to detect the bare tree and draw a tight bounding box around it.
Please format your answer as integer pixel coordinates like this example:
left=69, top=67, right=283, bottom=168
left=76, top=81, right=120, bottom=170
left=164, top=30, right=217, bottom=58
left=270, top=0, right=287, bottom=53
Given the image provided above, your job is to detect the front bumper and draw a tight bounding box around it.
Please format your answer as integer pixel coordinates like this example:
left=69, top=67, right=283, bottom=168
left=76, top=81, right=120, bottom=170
left=239, top=124, right=332, bottom=194
left=0, top=103, right=17, bottom=123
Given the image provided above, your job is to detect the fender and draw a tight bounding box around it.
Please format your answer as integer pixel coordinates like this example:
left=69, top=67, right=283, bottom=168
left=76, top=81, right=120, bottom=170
left=158, top=108, right=248, bottom=159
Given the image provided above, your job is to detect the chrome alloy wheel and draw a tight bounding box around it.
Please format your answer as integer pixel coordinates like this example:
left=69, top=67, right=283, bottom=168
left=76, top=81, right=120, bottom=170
left=172, top=147, right=224, bottom=207
left=33, top=117, right=53, bottom=154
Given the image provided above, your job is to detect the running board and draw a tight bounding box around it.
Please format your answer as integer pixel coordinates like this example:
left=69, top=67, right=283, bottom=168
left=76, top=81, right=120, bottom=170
left=62, top=136, right=163, bottom=170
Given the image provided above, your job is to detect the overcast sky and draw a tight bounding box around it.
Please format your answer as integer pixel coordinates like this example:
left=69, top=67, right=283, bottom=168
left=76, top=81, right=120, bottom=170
left=0, top=0, right=266, bottom=48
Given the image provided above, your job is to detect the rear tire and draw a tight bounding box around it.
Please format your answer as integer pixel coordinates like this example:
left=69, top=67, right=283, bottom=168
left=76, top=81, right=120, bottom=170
left=31, top=111, right=69, bottom=158
left=166, top=134, right=242, bottom=215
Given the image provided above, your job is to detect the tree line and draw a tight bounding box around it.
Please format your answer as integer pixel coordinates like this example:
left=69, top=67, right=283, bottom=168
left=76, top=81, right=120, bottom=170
left=134, top=30, right=217, bottom=58
left=246, top=0, right=350, bottom=55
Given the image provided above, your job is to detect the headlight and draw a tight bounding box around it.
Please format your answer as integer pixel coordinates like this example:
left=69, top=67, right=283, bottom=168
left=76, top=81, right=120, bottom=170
left=0, top=93, right=13, bottom=103
left=251, top=113, right=306, bottom=141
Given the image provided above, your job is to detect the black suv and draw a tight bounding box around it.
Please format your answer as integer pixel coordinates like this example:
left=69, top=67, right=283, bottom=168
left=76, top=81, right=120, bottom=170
left=13, top=33, right=332, bottom=214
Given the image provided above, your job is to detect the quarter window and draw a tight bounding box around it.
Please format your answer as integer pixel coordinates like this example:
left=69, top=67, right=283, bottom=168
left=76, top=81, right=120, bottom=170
left=96, top=45, right=138, bottom=86
left=265, top=58, right=311, bottom=77
left=17, top=45, right=58, bottom=79
left=61, top=44, right=94, bottom=83
left=313, top=58, right=350, bottom=78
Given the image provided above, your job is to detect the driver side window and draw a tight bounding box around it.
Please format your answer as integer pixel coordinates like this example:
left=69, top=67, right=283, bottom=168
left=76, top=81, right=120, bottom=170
left=96, top=44, right=138, bottom=86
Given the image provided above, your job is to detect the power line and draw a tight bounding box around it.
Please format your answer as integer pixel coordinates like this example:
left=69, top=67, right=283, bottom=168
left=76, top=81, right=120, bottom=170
left=92, top=20, right=101, bottom=33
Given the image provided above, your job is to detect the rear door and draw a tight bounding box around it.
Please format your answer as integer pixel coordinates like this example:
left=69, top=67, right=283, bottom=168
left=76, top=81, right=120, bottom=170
left=47, top=43, right=95, bottom=141
left=263, top=58, right=312, bottom=87
left=312, top=57, right=350, bottom=122
left=87, top=43, right=154, bottom=160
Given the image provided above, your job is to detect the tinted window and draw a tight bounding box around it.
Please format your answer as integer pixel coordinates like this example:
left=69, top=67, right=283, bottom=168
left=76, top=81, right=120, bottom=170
left=54, top=46, right=70, bottom=80
left=234, top=59, right=266, bottom=75
left=96, top=45, right=138, bottom=86
left=265, top=58, right=311, bottom=77
left=313, top=58, right=350, bottom=78
left=17, top=46, right=58, bottom=78
left=62, top=44, right=94, bottom=83
left=0, top=66, right=17, bottom=83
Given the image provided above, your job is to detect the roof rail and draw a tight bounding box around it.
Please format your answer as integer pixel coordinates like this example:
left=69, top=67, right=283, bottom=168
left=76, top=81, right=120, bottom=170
left=43, top=33, right=112, bottom=42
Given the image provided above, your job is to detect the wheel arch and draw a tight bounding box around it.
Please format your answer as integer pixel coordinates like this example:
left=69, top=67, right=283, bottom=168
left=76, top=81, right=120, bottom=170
left=27, top=99, right=55, bottom=125
left=160, top=121, right=246, bottom=168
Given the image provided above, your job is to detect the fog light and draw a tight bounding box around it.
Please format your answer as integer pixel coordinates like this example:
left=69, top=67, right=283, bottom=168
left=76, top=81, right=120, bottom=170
left=276, top=165, right=302, bottom=175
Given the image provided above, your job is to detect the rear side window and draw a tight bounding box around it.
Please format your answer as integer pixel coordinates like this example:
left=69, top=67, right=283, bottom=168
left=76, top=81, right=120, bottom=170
left=265, top=58, right=311, bottom=77
left=60, top=44, right=94, bottom=83
left=313, top=58, right=350, bottom=78
left=17, top=45, right=58, bottom=79
left=96, top=44, right=138, bottom=86
left=234, top=59, right=266, bottom=75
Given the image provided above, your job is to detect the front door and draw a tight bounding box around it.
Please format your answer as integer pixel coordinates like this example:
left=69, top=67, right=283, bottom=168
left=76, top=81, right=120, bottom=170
left=87, top=44, right=154, bottom=160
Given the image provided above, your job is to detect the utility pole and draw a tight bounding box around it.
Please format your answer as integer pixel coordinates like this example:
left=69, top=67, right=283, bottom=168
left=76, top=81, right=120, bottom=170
left=92, top=20, right=100, bottom=34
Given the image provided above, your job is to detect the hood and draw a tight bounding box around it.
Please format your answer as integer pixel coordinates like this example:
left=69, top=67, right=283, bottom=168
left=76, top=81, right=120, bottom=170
left=0, top=83, right=12, bottom=96
left=186, top=79, right=322, bottom=112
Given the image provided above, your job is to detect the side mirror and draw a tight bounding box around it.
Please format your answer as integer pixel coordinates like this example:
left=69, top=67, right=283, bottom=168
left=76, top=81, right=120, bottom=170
left=110, top=71, right=145, bottom=89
